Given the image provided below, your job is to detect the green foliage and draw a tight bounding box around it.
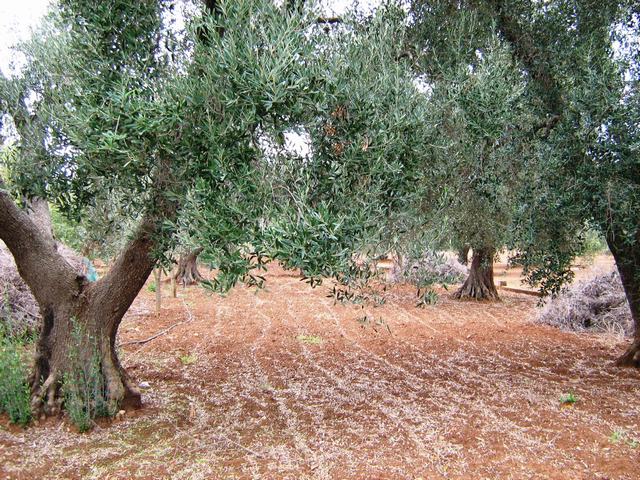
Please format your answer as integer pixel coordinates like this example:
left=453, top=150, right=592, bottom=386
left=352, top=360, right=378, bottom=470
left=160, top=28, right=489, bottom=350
left=494, top=0, right=639, bottom=294
left=424, top=35, right=535, bottom=257
left=609, top=429, right=639, bottom=448
left=559, top=392, right=578, bottom=405
left=50, top=205, right=85, bottom=253
left=416, top=288, right=439, bottom=307
left=147, top=282, right=156, bottom=293
left=179, top=353, right=197, bottom=365
left=0, top=326, right=32, bottom=426
left=262, top=5, right=433, bottom=284
left=62, top=320, right=112, bottom=432
left=579, top=229, right=608, bottom=263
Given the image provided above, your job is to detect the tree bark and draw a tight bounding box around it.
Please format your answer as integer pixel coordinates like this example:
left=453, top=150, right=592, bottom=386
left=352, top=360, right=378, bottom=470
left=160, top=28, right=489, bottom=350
left=607, top=233, right=640, bottom=367
left=457, top=244, right=470, bottom=266
left=0, top=176, right=173, bottom=416
left=453, top=247, right=499, bottom=301
left=173, top=247, right=204, bottom=286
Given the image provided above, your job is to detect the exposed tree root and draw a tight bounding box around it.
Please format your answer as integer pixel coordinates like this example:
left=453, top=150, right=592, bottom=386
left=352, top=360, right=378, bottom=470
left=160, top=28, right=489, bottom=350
left=453, top=282, right=499, bottom=301
left=453, top=247, right=499, bottom=301
left=616, top=339, right=640, bottom=368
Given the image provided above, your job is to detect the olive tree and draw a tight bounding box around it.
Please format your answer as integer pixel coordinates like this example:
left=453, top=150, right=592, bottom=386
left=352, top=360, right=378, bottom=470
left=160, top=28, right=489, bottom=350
left=409, top=0, right=640, bottom=363
left=0, top=0, right=428, bottom=417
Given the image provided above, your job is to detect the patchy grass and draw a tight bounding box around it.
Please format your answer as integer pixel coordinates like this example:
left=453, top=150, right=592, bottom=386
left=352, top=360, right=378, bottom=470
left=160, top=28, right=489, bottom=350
left=179, top=353, right=198, bottom=365
left=609, top=429, right=639, bottom=449
left=559, top=392, right=578, bottom=405
left=296, top=334, right=323, bottom=345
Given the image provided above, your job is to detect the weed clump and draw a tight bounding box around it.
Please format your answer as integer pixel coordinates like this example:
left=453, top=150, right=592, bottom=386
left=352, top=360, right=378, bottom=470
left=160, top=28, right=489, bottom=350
left=62, top=321, right=113, bottom=432
left=537, top=270, right=632, bottom=337
left=0, top=326, right=32, bottom=426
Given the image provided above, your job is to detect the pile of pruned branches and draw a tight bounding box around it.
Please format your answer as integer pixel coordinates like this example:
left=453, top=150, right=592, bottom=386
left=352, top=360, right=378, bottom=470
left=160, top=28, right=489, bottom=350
left=0, top=242, right=39, bottom=336
left=537, top=270, right=633, bottom=337
left=390, top=250, right=468, bottom=288
left=0, top=241, right=84, bottom=336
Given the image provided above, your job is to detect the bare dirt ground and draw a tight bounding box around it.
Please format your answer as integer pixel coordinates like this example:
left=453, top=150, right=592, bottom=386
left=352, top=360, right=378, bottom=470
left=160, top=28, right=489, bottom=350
left=1, top=261, right=638, bottom=479
left=492, top=253, right=616, bottom=294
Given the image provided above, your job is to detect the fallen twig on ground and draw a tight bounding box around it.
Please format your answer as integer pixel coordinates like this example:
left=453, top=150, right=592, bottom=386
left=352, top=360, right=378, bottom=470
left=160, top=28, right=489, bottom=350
left=119, top=298, right=195, bottom=347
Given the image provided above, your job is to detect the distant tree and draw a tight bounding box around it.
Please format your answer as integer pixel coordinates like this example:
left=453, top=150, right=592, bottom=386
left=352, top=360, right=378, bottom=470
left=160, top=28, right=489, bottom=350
left=409, top=0, right=640, bottom=366
left=173, top=247, right=204, bottom=287
left=486, top=0, right=640, bottom=365
left=407, top=5, right=536, bottom=300
left=408, top=0, right=640, bottom=363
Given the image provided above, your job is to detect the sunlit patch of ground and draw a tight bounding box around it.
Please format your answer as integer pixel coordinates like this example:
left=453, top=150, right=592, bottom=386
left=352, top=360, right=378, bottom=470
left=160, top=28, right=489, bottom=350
left=1, top=262, right=638, bottom=479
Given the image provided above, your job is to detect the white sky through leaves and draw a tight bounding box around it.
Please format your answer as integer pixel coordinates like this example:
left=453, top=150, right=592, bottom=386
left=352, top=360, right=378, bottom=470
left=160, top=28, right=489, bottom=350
left=0, top=0, right=380, bottom=75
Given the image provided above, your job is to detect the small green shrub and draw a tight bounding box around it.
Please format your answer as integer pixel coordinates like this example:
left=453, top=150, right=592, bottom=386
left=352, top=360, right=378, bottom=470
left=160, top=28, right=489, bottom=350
left=179, top=353, right=198, bottom=365
left=416, top=288, right=439, bottom=307
left=0, top=326, right=32, bottom=426
left=62, top=321, right=113, bottom=432
left=147, top=282, right=156, bottom=293
left=609, top=429, right=639, bottom=448
left=559, top=392, right=578, bottom=405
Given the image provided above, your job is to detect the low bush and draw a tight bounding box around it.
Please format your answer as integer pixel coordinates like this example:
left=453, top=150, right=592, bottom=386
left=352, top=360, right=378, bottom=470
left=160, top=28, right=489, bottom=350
left=0, top=326, right=32, bottom=426
left=537, top=270, right=632, bottom=337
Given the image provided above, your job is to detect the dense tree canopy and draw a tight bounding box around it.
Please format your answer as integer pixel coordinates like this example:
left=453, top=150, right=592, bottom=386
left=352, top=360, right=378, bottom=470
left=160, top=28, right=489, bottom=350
left=0, top=0, right=429, bottom=417
left=405, top=0, right=640, bottom=362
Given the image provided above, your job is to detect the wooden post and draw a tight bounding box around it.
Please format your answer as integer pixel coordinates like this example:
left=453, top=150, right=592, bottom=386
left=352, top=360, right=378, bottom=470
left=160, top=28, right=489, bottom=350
left=154, top=267, right=162, bottom=315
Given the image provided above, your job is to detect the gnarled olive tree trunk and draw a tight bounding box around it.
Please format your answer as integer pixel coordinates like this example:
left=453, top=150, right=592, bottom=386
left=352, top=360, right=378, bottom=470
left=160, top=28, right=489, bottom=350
left=457, top=244, right=470, bottom=266
left=0, top=180, right=163, bottom=416
left=453, top=247, right=499, bottom=301
left=607, top=233, right=640, bottom=367
left=173, top=247, right=204, bottom=286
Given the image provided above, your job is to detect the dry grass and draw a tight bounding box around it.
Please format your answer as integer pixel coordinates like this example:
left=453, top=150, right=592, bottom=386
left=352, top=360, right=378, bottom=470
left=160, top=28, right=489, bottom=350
left=0, top=242, right=39, bottom=336
left=537, top=270, right=633, bottom=337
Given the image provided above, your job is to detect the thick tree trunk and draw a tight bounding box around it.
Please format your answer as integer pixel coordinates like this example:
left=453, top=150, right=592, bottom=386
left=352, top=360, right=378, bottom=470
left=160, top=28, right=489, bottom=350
left=25, top=216, right=159, bottom=416
left=457, top=244, right=470, bottom=266
left=29, top=301, right=142, bottom=415
left=173, top=247, right=204, bottom=286
left=607, top=234, right=640, bottom=367
left=1, top=177, right=169, bottom=417
left=453, top=247, right=499, bottom=301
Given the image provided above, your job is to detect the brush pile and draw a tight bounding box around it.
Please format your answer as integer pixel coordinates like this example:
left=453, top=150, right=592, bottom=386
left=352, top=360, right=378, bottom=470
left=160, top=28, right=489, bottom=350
left=0, top=242, right=39, bottom=336
left=0, top=241, right=84, bottom=336
left=537, top=270, right=632, bottom=337
left=391, top=250, right=468, bottom=287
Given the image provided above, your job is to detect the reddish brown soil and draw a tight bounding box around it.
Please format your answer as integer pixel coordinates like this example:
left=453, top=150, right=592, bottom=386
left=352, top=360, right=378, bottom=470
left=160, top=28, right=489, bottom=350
left=1, top=262, right=638, bottom=479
